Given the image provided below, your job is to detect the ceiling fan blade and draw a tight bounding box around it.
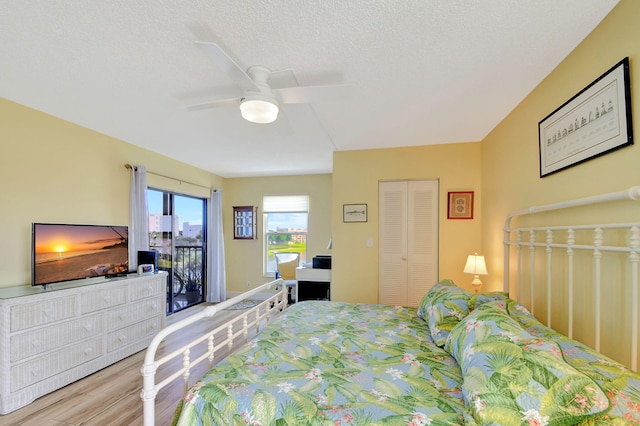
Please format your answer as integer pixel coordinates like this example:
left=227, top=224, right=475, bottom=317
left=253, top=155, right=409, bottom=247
left=267, top=68, right=298, bottom=89
left=275, top=84, right=351, bottom=104
left=194, top=41, right=259, bottom=92
left=186, top=97, right=239, bottom=111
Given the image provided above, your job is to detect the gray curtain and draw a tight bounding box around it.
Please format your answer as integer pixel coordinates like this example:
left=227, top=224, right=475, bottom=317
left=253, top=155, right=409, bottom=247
left=128, top=165, right=149, bottom=271
left=207, top=189, right=226, bottom=302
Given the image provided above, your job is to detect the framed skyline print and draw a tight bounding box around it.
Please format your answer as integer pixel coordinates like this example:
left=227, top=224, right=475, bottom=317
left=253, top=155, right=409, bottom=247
left=538, top=57, right=633, bottom=177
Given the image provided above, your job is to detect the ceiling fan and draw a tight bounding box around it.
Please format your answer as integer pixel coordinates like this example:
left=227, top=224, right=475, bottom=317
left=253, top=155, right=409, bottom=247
left=188, top=41, right=349, bottom=124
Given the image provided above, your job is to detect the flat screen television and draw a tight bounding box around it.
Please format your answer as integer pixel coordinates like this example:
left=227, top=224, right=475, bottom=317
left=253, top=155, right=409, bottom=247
left=32, top=223, right=129, bottom=287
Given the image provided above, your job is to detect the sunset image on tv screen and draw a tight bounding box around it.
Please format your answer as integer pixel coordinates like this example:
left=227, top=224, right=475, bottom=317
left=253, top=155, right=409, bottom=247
left=33, top=224, right=128, bottom=285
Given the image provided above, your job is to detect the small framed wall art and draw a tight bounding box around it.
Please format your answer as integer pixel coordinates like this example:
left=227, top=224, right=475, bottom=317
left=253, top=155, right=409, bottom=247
left=447, top=191, right=474, bottom=220
left=343, top=203, right=367, bottom=223
left=233, top=205, right=257, bottom=239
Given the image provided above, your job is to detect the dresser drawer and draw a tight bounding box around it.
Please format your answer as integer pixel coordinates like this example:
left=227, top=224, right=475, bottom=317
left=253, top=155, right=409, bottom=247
left=80, top=285, right=127, bottom=314
left=129, top=275, right=165, bottom=301
left=10, top=314, right=103, bottom=362
left=11, top=338, right=103, bottom=391
left=10, top=297, right=77, bottom=332
left=105, top=298, right=163, bottom=332
left=107, top=316, right=162, bottom=352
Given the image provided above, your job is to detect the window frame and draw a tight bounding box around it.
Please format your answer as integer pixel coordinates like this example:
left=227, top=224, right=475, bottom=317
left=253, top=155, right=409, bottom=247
left=263, top=195, right=309, bottom=277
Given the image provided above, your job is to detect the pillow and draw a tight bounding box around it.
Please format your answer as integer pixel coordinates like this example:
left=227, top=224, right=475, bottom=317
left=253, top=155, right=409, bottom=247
left=445, top=301, right=609, bottom=425
left=417, top=280, right=474, bottom=346
left=476, top=291, right=510, bottom=306
left=417, top=281, right=511, bottom=347
left=417, top=279, right=455, bottom=319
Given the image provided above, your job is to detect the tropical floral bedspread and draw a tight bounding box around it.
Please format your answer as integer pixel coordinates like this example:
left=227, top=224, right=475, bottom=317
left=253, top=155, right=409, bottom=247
left=172, top=281, right=640, bottom=426
left=172, top=301, right=466, bottom=425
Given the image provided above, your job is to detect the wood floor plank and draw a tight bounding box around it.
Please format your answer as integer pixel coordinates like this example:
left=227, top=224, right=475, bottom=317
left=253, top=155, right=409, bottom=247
left=82, top=389, right=144, bottom=426
left=27, top=392, right=99, bottom=425
left=0, top=303, right=250, bottom=426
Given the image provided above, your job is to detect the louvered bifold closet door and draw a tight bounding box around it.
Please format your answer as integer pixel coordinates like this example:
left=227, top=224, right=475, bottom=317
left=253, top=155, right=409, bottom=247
left=379, top=181, right=408, bottom=305
left=407, top=180, right=438, bottom=306
left=379, top=180, right=438, bottom=306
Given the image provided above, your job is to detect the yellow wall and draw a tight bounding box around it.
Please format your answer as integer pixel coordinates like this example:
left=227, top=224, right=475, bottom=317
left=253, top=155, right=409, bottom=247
left=479, top=0, right=640, bottom=366
left=331, top=143, right=482, bottom=303
left=481, top=0, right=640, bottom=293
left=222, top=174, right=332, bottom=293
left=0, top=99, right=223, bottom=288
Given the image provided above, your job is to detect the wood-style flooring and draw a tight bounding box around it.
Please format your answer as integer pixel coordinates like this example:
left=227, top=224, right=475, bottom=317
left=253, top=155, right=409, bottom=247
left=0, top=304, right=247, bottom=426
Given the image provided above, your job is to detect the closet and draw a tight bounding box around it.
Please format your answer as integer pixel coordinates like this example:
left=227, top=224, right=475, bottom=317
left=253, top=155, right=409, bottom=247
left=378, top=180, right=438, bottom=306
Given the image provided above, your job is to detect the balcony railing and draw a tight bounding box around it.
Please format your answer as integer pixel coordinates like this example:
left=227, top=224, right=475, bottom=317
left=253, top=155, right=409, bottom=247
left=150, top=244, right=205, bottom=313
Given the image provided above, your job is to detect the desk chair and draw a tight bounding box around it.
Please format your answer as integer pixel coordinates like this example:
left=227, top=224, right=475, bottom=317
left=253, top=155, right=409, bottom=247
left=274, top=252, right=299, bottom=304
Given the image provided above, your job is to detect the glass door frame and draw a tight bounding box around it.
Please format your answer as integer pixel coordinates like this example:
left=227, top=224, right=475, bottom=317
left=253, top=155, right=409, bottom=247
left=148, top=188, right=207, bottom=314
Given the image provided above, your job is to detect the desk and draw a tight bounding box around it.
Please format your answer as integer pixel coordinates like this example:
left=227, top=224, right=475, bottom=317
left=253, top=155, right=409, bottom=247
left=295, top=267, right=331, bottom=301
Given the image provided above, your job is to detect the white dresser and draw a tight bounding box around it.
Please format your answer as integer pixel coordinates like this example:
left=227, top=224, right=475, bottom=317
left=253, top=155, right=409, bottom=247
left=0, top=272, right=167, bottom=414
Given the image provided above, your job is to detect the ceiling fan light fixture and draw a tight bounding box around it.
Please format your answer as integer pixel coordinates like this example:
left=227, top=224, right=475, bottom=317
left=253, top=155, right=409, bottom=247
left=240, top=95, right=279, bottom=124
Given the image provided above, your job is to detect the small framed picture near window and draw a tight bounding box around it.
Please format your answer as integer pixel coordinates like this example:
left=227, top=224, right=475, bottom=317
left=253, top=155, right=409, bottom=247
left=343, top=203, right=367, bottom=223
left=448, top=192, right=474, bottom=220
left=233, top=206, right=257, bottom=239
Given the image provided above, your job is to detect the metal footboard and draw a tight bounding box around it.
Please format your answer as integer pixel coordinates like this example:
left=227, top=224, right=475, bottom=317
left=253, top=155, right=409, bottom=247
left=140, top=279, right=286, bottom=426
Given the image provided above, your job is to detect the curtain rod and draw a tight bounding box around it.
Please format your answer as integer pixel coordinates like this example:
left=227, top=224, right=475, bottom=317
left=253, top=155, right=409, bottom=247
left=124, top=164, right=212, bottom=191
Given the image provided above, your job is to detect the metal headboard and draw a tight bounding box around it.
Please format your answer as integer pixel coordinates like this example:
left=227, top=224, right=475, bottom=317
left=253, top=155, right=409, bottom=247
left=503, top=186, right=640, bottom=370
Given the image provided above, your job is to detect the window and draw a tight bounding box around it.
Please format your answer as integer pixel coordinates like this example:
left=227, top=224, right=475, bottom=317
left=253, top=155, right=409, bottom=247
left=263, top=195, right=309, bottom=276
left=147, top=189, right=207, bottom=314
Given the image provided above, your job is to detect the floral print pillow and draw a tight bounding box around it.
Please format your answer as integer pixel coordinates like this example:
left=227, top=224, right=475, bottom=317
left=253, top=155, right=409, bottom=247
left=417, top=279, right=473, bottom=347
left=476, top=290, right=510, bottom=305
left=445, top=301, right=609, bottom=425
left=417, top=280, right=511, bottom=347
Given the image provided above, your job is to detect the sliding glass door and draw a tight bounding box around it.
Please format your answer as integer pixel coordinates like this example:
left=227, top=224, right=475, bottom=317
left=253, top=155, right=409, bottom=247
left=147, top=189, right=206, bottom=314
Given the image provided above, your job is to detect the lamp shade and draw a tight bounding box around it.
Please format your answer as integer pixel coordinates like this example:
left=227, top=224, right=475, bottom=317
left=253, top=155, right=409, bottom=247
left=463, top=253, right=488, bottom=275
left=240, top=95, right=279, bottom=123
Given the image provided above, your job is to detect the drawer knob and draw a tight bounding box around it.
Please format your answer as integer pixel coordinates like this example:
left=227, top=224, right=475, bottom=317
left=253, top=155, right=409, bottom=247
left=84, top=347, right=93, bottom=356
left=31, top=339, right=40, bottom=348
left=118, top=335, right=127, bottom=343
left=31, top=368, right=41, bottom=377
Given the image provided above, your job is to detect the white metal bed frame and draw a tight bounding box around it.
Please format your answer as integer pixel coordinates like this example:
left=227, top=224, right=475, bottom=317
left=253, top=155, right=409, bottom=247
left=140, top=279, right=286, bottom=426
left=140, top=187, right=640, bottom=425
left=504, top=186, right=640, bottom=371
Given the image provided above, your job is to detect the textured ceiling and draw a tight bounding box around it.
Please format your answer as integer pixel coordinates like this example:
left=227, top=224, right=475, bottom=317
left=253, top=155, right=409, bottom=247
left=0, top=1, right=619, bottom=177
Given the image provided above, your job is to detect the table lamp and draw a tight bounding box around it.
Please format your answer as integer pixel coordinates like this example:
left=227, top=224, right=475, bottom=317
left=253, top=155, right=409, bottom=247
left=463, top=253, right=488, bottom=293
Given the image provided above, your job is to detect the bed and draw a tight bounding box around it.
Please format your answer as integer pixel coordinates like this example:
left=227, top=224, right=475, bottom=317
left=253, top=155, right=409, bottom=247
left=141, top=187, right=640, bottom=425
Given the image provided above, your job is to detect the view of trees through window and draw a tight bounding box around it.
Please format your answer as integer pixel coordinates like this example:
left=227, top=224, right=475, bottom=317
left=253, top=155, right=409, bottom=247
left=264, top=195, right=309, bottom=275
